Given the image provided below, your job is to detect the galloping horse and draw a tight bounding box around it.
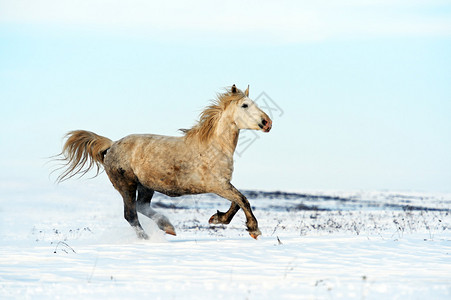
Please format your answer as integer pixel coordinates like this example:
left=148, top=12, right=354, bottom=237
left=56, top=85, right=272, bottom=239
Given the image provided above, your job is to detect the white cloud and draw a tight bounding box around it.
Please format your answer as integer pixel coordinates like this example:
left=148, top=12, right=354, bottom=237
left=1, top=0, right=450, bottom=43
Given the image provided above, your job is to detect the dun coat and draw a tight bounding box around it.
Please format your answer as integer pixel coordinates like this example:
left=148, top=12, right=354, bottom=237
left=55, top=85, right=272, bottom=239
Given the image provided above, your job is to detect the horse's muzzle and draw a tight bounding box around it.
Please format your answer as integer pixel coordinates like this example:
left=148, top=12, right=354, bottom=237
left=260, top=118, right=272, bottom=132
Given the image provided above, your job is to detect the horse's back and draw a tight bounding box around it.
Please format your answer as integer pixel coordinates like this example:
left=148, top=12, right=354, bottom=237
left=105, top=133, right=186, bottom=165
left=104, top=133, right=202, bottom=193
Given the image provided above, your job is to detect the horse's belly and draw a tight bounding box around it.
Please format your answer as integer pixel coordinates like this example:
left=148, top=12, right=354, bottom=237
left=135, top=163, right=208, bottom=196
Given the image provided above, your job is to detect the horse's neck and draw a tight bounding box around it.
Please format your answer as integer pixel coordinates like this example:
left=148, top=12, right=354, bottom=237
left=192, top=115, right=239, bottom=167
left=213, top=115, right=239, bottom=157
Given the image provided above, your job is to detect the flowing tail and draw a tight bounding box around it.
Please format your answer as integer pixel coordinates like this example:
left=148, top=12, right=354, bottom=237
left=55, top=130, right=113, bottom=182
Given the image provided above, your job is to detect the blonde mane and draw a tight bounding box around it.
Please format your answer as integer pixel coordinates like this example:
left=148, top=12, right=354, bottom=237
left=182, top=86, right=245, bottom=143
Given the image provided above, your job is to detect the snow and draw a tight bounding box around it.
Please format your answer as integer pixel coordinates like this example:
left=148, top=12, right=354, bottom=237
left=1, top=180, right=450, bottom=299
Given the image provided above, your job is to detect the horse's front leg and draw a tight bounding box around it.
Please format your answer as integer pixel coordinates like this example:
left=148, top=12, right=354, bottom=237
left=209, top=202, right=239, bottom=225
left=136, top=184, right=176, bottom=236
left=215, top=184, right=261, bottom=239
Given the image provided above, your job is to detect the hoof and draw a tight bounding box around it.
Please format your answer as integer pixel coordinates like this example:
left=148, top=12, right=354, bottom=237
left=156, top=215, right=176, bottom=236
left=209, top=214, right=220, bottom=224
left=209, top=210, right=222, bottom=224
left=209, top=210, right=229, bottom=225
left=136, top=230, right=149, bottom=240
left=164, top=226, right=177, bottom=236
left=249, top=229, right=261, bottom=240
left=134, top=226, right=149, bottom=240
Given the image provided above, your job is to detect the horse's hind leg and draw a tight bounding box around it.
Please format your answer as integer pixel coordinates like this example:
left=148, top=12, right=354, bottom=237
left=107, top=171, right=148, bottom=239
left=209, top=202, right=240, bottom=225
left=120, top=187, right=148, bottom=239
left=136, top=184, right=176, bottom=236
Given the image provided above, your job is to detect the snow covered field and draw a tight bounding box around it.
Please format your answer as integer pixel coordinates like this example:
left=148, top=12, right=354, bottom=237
left=1, top=180, right=450, bottom=299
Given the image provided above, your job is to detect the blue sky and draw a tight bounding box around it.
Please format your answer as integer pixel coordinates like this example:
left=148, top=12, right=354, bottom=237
left=1, top=1, right=451, bottom=192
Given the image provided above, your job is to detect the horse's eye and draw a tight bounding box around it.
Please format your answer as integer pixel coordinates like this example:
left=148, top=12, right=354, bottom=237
left=241, top=103, right=248, bottom=108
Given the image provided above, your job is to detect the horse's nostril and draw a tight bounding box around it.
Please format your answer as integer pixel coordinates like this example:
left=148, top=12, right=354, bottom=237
left=262, top=119, right=268, bottom=126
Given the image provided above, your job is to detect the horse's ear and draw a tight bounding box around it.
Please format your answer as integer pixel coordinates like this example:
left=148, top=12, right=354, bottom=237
left=231, top=84, right=237, bottom=93
left=244, top=85, right=249, bottom=97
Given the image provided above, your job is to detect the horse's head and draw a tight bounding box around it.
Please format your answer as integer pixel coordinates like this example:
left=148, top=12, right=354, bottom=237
left=230, top=85, right=272, bottom=133
left=182, top=85, right=272, bottom=143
